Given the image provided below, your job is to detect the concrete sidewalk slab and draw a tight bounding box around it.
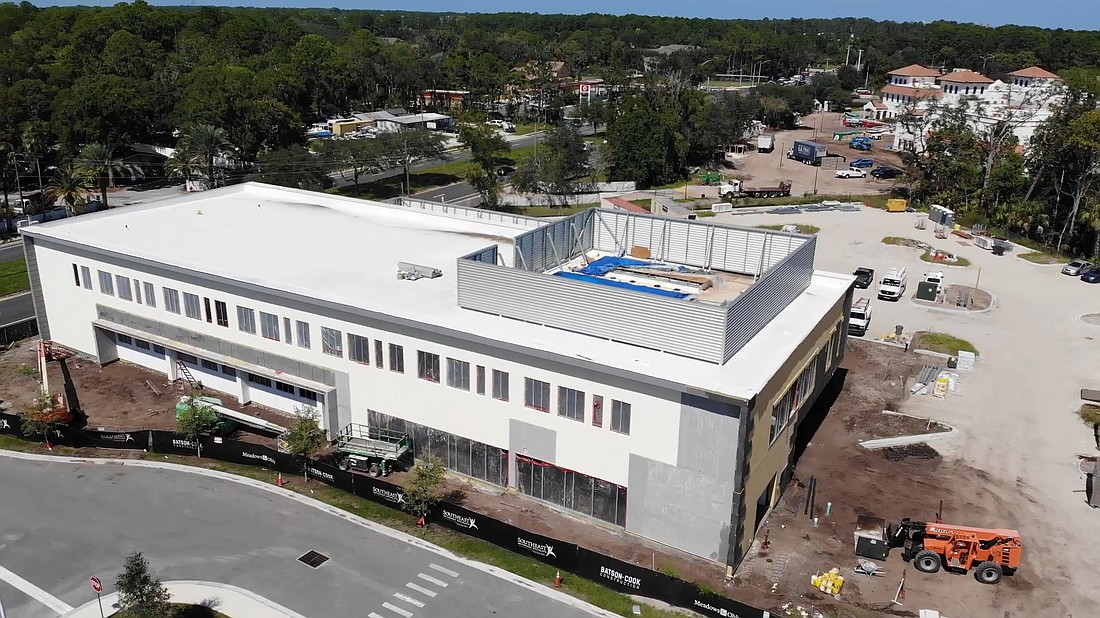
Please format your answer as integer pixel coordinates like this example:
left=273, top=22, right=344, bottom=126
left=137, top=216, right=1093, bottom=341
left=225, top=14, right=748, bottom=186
left=63, top=580, right=308, bottom=618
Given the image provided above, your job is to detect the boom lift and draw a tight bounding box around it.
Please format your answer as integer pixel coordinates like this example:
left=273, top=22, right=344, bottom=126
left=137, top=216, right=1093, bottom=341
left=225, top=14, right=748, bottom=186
left=889, top=518, right=1023, bottom=584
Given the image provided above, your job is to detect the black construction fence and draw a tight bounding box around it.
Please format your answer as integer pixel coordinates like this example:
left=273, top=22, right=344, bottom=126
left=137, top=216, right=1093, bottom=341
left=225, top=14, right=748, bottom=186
left=0, top=411, right=769, bottom=618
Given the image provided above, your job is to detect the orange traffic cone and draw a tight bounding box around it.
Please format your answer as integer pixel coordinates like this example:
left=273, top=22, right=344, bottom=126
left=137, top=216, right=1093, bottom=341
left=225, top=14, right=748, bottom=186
left=277, top=473, right=285, bottom=487
left=554, top=570, right=563, bottom=588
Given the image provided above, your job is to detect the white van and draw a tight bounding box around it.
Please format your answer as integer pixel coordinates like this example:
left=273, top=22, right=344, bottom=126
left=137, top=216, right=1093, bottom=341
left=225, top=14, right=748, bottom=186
left=848, top=297, right=872, bottom=336
left=877, top=267, right=907, bottom=301
left=924, top=271, right=945, bottom=295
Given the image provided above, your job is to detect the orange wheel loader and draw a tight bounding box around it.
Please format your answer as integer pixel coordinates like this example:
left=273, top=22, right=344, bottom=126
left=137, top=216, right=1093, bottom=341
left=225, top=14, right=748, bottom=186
left=889, top=518, right=1023, bottom=584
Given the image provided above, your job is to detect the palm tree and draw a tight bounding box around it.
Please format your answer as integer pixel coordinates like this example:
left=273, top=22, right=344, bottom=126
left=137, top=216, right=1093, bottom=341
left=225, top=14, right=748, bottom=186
left=44, top=164, right=93, bottom=216
left=164, top=141, right=203, bottom=191
left=178, top=124, right=234, bottom=190
left=75, top=143, right=125, bottom=209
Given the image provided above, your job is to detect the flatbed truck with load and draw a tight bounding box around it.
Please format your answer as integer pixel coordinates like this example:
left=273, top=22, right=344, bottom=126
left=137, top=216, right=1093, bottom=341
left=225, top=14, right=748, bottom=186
left=719, top=179, right=793, bottom=199
left=335, top=423, right=410, bottom=477
left=848, top=297, right=872, bottom=336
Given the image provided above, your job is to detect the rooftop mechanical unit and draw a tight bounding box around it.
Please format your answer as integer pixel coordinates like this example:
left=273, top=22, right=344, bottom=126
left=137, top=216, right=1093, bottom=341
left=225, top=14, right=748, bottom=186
left=397, top=262, right=442, bottom=281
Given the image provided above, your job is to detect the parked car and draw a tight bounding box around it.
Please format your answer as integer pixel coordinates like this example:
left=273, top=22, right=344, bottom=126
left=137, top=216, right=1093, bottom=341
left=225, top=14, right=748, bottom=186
left=836, top=168, right=867, bottom=179
left=1081, top=267, right=1100, bottom=283
left=853, top=267, right=875, bottom=289
left=850, top=158, right=874, bottom=168
left=1062, top=259, right=1094, bottom=276
left=497, top=165, right=516, bottom=177
left=871, top=166, right=900, bottom=179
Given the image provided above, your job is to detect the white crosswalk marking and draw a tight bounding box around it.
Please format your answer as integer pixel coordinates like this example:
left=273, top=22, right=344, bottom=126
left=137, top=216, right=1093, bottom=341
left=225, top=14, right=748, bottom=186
left=417, top=572, right=449, bottom=588
left=0, top=564, right=75, bottom=615
left=382, top=601, right=414, bottom=617
left=368, top=613, right=388, bottom=618
left=406, top=582, right=438, bottom=598
left=429, top=563, right=459, bottom=578
left=394, top=592, right=425, bottom=608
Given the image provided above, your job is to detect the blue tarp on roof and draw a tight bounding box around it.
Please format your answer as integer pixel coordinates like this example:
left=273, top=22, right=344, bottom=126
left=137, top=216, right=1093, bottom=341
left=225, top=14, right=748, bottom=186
left=555, top=271, right=691, bottom=299
left=577, top=256, right=653, bottom=277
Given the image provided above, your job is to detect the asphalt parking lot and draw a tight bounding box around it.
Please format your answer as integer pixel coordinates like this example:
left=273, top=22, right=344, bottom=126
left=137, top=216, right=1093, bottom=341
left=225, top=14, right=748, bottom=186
left=714, top=206, right=1100, bottom=616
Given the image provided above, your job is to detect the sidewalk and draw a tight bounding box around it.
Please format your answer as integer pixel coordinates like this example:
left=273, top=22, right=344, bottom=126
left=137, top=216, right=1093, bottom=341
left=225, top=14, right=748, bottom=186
left=63, top=580, right=309, bottom=618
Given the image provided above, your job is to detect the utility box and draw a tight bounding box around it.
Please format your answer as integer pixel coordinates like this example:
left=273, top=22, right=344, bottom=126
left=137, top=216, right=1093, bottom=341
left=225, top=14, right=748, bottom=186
left=915, top=280, right=939, bottom=301
left=854, top=515, right=890, bottom=560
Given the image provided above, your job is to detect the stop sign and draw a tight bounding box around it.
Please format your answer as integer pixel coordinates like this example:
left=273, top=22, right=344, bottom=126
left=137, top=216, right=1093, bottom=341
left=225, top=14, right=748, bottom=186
left=90, top=576, right=102, bottom=593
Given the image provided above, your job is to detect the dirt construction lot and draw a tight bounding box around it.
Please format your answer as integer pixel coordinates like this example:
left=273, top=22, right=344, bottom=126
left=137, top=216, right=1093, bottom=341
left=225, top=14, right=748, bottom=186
left=715, top=206, right=1100, bottom=617
left=734, top=112, right=906, bottom=198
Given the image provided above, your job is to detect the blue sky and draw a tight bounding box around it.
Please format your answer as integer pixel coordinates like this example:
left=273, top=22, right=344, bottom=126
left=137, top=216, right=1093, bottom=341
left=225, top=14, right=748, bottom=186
left=41, top=0, right=1099, bottom=30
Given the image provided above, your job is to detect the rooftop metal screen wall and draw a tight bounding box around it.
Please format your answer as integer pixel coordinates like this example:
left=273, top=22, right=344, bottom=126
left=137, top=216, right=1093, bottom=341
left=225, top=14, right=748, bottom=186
left=457, top=208, right=816, bottom=364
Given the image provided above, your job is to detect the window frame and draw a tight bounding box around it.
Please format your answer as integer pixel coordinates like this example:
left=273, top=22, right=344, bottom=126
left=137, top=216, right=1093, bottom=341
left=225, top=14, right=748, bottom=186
left=237, top=306, right=256, bottom=334
left=98, top=270, right=114, bottom=296
left=492, top=370, right=509, bottom=401
left=557, top=386, right=585, bottom=422
left=389, top=344, right=405, bottom=373
left=183, top=292, right=202, bottom=320
left=80, top=265, right=92, bottom=290
left=116, top=275, right=132, bottom=301
left=524, top=378, right=551, bottom=412
left=296, top=321, right=311, bottom=349
left=142, top=281, right=155, bottom=307
left=417, top=351, right=440, bottom=383
left=374, top=340, right=384, bottom=369
left=215, top=301, right=229, bottom=327
left=321, top=327, right=343, bottom=357
left=592, top=394, right=604, bottom=428
left=446, top=357, right=470, bottom=390
left=348, top=333, right=371, bottom=364
left=163, top=287, right=180, bottom=314
left=283, top=317, right=292, bottom=344
left=259, top=311, right=280, bottom=340
left=610, top=400, right=631, bottom=435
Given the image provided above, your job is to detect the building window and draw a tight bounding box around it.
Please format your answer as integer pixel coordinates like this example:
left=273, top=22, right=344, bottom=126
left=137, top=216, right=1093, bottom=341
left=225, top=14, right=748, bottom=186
left=374, top=340, right=384, bottom=369
left=389, top=344, right=404, bottom=373
left=592, top=395, right=604, bottom=428
left=247, top=372, right=272, bottom=388
left=72, top=264, right=80, bottom=286
left=98, top=270, right=114, bottom=295
left=275, top=381, right=295, bottom=394
left=417, top=351, right=440, bottom=382
left=116, top=333, right=133, bottom=345
left=177, top=352, right=198, bottom=365
left=200, top=359, right=218, bottom=371
left=524, top=378, right=550, bottom=412
left=237, top=306, right=256, bottom=334
left=183, top=292, right=201, bottom=320
left=142, top=282, right=155, bottom=307
left=135, top=339, right=150, bottom=350
left=259, top=311, right=280, bottom=340
left=492, top=370, right=509, bottom=401
left=769, top=361, right=818, bottom=444
left=163, top=287, right=180, bottom=313
left=558, top=387, right=585, bottom=422
left=447, top=358, right=470, bottom=390
left=221, top=365, right=237, bottom=377
left=116, top=276, right=132, bottom=301
left=153, top=344, right=165, bottom=354
left=611, top=400, right=631, bottom=435
left=215, top=301, right=229, bottom=327
left=476, top=365, right=486, bottom=395
left=203, top=297, right=212, bottom=322
left=298, top=387, right=318, bottom=401
left=296, top=321, right=311, bottom=349
left=282, top=317, right=292, bottom=344
left=348, top=333, right=370, bottom=364
left=134, top=280, right=142, bottom=304
left=81, top=266, right=92, bottom=290
left=321, top=327, right=343, bottom=357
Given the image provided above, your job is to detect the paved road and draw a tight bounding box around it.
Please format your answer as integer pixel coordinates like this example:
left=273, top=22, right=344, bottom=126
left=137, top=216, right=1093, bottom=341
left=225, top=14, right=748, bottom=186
left=0, top=291, right=32, bottom=325
left=412, top=181, right=480, bottom=205
left=0, top=456, right=607, bottom=618
left=0, top=241, right=22, bottom=263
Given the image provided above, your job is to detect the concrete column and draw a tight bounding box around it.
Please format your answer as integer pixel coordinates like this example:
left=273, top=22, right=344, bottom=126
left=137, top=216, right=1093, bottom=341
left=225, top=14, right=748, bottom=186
left=166, top=350, right=179, bottom=381
left=239, top=380, right=250, bottom=405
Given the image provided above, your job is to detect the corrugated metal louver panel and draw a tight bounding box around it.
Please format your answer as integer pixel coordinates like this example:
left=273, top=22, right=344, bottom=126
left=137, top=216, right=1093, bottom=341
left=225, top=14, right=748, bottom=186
left=457, top=260, right=728, bottom=363
left=722, top=239, right=815, bottom=360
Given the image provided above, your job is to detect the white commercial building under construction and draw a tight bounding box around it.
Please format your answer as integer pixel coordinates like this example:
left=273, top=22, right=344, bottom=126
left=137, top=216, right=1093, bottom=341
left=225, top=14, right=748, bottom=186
left=20, top=183, right=853, bottom=570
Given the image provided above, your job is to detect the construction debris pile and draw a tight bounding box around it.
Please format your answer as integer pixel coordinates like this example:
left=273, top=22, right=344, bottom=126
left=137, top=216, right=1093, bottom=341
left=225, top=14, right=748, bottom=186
left=910, top=353, right=975, bottom=398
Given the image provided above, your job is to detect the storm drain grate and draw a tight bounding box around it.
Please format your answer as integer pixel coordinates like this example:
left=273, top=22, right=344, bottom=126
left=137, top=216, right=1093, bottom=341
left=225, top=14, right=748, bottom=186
left=297, top=550, right=330, bottom=569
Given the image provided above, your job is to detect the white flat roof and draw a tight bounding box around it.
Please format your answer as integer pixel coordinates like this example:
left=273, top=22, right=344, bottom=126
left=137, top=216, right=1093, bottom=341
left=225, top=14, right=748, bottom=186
left=25, top=183, right=851, bottom=401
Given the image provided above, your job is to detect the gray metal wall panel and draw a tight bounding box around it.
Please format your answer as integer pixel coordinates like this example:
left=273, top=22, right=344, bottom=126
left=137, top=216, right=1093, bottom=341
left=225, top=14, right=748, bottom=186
left=508, top=418, right=557, bottom=463
left=626, top=453, right=736, bottom=561
left=457, top=259, right=728, bottom=363
left=21, top=236, right=50, bottom=339
left=677, top=394, right=742, bottom=484
left=513, top=211, right=593, bottom=272
left=723, top=238, right=816, bottom=360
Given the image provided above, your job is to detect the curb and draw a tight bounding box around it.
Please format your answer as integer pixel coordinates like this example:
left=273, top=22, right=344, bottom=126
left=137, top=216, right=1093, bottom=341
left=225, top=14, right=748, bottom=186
left=0, top=449, right=618, bottom=618
left=63, top=580, right=310, bottom=618
left=910, top=292, right=996, bottom=315
left=1014, top=254, right=1067, bottom=268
